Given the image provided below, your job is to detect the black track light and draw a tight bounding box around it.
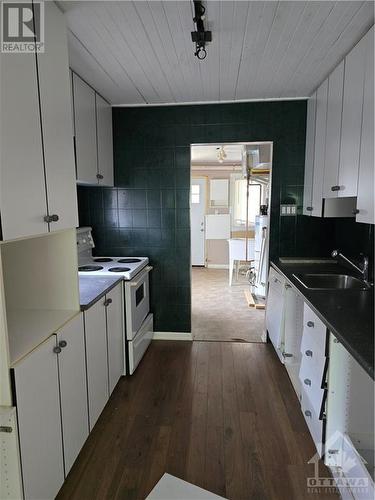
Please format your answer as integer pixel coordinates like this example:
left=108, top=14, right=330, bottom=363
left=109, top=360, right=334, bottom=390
left=191, top=1, right=212, bottom=60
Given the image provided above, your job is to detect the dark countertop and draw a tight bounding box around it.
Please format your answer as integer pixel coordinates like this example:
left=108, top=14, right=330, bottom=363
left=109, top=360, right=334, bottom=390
left=79, top=275, right=123, bottom=311
left=271, top=259, right=374, bottom=380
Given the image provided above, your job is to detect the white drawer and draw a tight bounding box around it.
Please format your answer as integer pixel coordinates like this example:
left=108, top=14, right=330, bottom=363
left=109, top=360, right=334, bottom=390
left=300, top=331, right=326, bottom=377
left=299, top=353, right=326, bottom=417
left=303, top=303, right=327, bottom=355
left=301, top=388, right=324, bottom=457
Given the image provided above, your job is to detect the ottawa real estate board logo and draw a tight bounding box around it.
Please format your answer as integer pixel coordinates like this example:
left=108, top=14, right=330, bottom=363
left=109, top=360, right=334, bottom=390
left=1, top=2, right=44, bottom=53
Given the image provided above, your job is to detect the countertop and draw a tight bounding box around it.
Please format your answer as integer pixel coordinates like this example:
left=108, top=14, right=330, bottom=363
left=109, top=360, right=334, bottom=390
left=79, top=275, right=123, bottom=311
left=271, top=259, right=374, bottom=380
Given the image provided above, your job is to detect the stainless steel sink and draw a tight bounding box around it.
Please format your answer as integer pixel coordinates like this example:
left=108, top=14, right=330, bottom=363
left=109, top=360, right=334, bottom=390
left=292, top=273, right=371, bottom=290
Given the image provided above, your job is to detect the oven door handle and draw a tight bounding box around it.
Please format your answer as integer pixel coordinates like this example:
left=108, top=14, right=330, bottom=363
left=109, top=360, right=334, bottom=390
left=130, top=265, right=153, bottom=287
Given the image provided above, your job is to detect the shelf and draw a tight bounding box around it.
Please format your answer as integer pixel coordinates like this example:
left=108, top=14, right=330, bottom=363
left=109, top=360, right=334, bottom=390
left=8, top=308, right=79, bottom=366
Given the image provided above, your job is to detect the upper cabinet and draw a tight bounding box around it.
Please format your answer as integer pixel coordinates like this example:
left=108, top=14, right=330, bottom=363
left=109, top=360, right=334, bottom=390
left=303, top=26, right=374, bottom=222
left=338, top=32, right=368, bottom=198
left=0, top=1, right=78, bottom=241
left=72, top=74, right=114, bottom=186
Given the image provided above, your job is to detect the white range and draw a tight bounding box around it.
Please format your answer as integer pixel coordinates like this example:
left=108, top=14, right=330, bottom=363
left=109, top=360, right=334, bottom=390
left=77, top=227, right=153, bottom=374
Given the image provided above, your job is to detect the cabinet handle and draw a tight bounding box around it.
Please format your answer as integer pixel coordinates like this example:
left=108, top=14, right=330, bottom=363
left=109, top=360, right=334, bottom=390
left=44, top=214, right=59, bottom=223
left=306, top=206, right=313, bottom=212
left=304, top=378, right=311, bottom=386
left=104, top=298, right=113, bottom=307
left=331, top=185, right=341, bottom=191
left=305, top=350, right=313, bottom=357
left=0, top=426, right=13, bottom=433
left=352, top=209, right=360, bottom=215
left=282, top=352, right=293, bottom=358
left=53, top=346, right=62, bottom=354
left=307, top=321, right=314, bottom=328
left=59, top=340, right=67, bottom=348
left=304, top=410, right=312, bottom=418
left=96, top=173, right=104, bottom=180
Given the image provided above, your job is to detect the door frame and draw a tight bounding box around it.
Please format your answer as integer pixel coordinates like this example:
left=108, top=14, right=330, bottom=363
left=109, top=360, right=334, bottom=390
left=190, top=175, right=208, bottom=267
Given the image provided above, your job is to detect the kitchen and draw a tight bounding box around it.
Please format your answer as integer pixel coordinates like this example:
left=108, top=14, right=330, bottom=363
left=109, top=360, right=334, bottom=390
left=0, top=1, right=374, bottom=499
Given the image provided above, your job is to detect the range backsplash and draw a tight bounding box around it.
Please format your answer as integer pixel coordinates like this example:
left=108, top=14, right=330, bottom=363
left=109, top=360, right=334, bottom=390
left=77, top=101, right=373, bottom=333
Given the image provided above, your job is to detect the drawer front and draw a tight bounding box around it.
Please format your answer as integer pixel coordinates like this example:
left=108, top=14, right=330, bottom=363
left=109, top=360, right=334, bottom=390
left=301, top=388, right=324, bottom=457
left=299, top=353, right=326, bottom=416
left=300, top=331, right=326, bottom=377
left=303, top=303, right=327, bottom=355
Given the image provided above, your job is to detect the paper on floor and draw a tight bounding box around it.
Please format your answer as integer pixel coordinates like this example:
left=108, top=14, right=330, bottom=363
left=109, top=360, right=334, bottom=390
left=146, top=473, right=227, bottom=500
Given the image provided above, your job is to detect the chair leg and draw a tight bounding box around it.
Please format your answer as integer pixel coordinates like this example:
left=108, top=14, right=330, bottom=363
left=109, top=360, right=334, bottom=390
left=235, top=260, right=240, bottom=282
left=229, top=259, right=234, bottom=286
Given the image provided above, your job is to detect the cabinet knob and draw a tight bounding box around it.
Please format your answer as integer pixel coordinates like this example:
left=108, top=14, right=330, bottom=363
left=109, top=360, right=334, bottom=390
left=44, top=214, right=59, bottom=223
left=307, top=321, right=314, bottom=328
left=59, top=340, right=67, bottom=348
left=104, top=298, right=113, bottom=307
left=96, top=173, right=104, bottom=180
left=53, top=346, right=62, bottom=354
left=352, top=209, right=360, bottom=215
left=304, top=410, right=312, bottom=417
left=282, top=352, right=293, bottom=358
left=305, top=350, right=313, bottom=357
left=304, top=378, right=311, bottom=386
left=306, top=206, right=313, bottom=212
left=331, top=185, right=341, bottom=192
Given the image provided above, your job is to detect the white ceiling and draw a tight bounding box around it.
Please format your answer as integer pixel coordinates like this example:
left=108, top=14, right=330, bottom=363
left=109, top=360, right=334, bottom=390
left=58, top=1, right=374, bottom=105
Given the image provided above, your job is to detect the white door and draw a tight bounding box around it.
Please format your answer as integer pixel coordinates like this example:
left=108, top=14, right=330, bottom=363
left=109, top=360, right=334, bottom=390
left=73, top=73, right=98, bottom=184
left=191, top=178, right=206, bottom=266
left=57, top=314, right=89, bottom=474
left=96, top=94, right=114, bottom=186
left=84, top=299, right=109, bottom=430
left=37, top=1, right=78, bottom=232
left=13, top=335, right=64, bottom=500
left=0, top=0, right=48, bottom=241
left=105, top=284, right=125, bottom=394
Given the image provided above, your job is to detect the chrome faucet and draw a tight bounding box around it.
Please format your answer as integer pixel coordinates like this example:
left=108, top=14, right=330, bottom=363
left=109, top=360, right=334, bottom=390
left=331, top=250, right=370, bottom=283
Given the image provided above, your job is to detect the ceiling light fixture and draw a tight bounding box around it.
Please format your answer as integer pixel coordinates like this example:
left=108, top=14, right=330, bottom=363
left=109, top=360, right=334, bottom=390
left=217, top=146, right=227, bottom=163
left=191, top=1, right=212, bottom=60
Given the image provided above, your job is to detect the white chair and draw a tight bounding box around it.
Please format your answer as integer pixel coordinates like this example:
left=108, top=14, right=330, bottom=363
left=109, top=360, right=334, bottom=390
left=227, top=238, right=255, bottom=286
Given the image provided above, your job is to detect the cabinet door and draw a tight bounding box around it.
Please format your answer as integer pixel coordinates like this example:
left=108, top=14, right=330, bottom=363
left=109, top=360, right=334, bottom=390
left=311, top=80, right=328, bottom=217
left=96, top=94, right=114, bottom=187
left=106, top=284, right=125, bottom=394
left=56, top=314, right=89, bottom=474
left=357, top=27, right=374, bottom=224
left=323, top=61, right=344, bottom=199
left=0, top=0, right=48, bottom=241
left=13, top=336, right=64, bottom=500
left=73, top=73, right=98, bottom=184
left=303, top=91, right=316, bottom=215
left=84, top=299, right=109, bottom=430
left=265, top=268, right=285, bottom=362
left=339, top=33, right=367, bottom=197
left=36, top=1, right=78, bottom=232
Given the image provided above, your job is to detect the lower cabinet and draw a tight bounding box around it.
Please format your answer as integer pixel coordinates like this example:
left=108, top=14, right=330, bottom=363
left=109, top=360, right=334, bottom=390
left=105, top=284, right=125, bottom=394
left=13, top=314, right=88, bottom=500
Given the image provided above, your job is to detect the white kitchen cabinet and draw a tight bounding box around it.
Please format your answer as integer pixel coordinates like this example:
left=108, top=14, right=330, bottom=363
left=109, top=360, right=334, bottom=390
left=56, top=314, right=89, bottom=474
left=73, top=73, right=98, bottom=184
left=356, top=27, right=374, bottom=224
left=311, top=80, right=328, bottom=217
left=322, top=61, right=344, bottom=199
left=105, top=284, right=125, bottom=394
left=83, top=298, right=109, bottom=430
left=338, top=32, right=367, bottom=198
left=265, top=267, right=286, bottom=362
left=303, top=91, right=316, bottom=215
left=36, top=1, right=78, bottom=232
left=13, top=335, right=64, bottom=500
left=96, top=94, right=114, bottom=187
left=0, top=0, right=48, bottom=241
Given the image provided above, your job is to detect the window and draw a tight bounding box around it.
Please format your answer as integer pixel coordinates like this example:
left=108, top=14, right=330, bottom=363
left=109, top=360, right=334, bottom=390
left=191, top=184, right=200, bottom=204
left=233, top=179, right=261, bottom=225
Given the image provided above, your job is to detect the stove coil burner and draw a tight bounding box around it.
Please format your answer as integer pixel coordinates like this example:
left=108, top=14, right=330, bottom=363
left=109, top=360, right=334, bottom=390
left=79, top=265, right=104, bottom=272
left=117, top=258, right=142, bottom=263
left=94, top=258, right=114, bottom=262
left=108, top=267, right=131, bottom=273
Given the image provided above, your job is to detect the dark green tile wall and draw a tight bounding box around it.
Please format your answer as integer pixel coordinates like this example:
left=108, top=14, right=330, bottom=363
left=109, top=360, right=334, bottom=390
left=77, top=100, right=373, bottom=332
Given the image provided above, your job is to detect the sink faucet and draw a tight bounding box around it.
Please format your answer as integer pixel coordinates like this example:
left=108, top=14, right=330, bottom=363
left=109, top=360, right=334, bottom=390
left=331, top=250, right=370, bottom=283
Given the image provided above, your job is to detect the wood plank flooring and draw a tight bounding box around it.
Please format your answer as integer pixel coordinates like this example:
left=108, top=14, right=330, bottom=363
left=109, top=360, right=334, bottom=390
left=57, top=341, right=338, bottom=500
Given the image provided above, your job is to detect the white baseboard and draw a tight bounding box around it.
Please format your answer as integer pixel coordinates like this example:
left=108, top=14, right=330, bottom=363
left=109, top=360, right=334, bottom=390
left=207, top=264, right=229, bottom=269
left=153, top=331, right=193, bottom=341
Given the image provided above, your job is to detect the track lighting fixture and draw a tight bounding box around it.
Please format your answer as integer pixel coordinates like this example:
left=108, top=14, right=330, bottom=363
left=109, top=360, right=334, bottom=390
left=191, top=1, right=212, bottom=60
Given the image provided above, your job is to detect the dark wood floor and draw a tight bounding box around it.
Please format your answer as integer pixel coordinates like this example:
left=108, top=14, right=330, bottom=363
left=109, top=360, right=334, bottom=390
left=57, top=341, right=338, bottom=500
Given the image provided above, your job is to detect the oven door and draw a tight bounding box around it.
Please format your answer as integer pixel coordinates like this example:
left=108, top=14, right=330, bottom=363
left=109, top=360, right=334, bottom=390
left=124, top=265, right=152, bottom=340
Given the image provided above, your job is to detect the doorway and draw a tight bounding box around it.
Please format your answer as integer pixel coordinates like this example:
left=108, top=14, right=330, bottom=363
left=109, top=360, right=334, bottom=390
left=190, top=142, right=273, bottom=343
